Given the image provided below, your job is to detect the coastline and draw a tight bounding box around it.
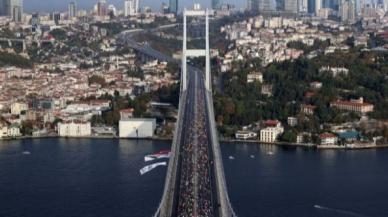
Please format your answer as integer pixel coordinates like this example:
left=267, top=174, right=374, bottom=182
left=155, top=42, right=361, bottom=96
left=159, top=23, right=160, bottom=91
left=1, top=135, right=388, bottom=150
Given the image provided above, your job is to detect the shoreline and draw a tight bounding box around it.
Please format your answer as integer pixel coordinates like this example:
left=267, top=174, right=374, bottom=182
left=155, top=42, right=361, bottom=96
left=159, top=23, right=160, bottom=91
left=1, top=135, right=388, bottom=150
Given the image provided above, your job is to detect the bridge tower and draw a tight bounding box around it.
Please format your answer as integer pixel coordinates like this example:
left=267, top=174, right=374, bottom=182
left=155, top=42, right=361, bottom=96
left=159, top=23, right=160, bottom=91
left=182, top=9, right=212, bottom=91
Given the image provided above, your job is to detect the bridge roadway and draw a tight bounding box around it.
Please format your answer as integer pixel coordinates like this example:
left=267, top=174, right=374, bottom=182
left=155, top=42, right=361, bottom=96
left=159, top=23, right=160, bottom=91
left=171, top=69, right=219, bottom=217
left=119, top=32, right=236, bottom=217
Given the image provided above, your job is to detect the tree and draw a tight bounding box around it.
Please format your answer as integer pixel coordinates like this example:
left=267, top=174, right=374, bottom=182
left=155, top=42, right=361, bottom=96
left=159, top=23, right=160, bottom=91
left=88, top=75, right=106, bottom=87
left=281, top=130, right=297, bottom=143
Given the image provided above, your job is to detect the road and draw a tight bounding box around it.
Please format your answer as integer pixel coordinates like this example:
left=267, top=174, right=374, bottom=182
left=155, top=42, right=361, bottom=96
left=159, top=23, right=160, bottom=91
left=173, top=68, right=219, bottom=217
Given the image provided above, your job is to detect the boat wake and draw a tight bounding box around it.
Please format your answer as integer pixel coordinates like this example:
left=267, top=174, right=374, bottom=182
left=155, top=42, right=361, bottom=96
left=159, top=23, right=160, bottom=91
left=314, top=205, right=371, bottom=217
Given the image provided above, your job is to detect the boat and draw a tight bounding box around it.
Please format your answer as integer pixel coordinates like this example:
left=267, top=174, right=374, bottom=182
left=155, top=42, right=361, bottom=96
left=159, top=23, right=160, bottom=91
left=250, top=155, right=255, bottom=158
left=144, top=149, right=171, bottom=162
left=267, top=151, right=274, bottom=156
left=22, top=151, right=31, bottom=155
left=228, top=156, right=235, bottom=160
left=139, top=162, right=167, bottom=175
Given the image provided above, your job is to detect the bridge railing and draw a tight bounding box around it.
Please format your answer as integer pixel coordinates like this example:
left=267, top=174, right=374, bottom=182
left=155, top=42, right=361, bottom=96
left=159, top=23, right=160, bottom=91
left=206, top=91, right=237, bottom=217
left=154, top=89, right=187, bottom=217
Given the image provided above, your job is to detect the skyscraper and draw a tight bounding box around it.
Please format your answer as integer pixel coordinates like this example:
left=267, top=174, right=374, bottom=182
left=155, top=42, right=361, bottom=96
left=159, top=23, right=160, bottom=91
left=169, top=0, right=178, bottom=14
left=97, top=0, right=108, bottom=16
left=0, top=0, right=23, bottom=22
left=298, top=0, right=309, bottom=13
left=285, top=0, right=298, bottom=12
left=340, top=0, right=355, bottom=22
left=315, top=0, right=322, bottom=14
left=247, top=0, right=258, bottom=12
left=259, top=0, right=271, bottom=11
left=68, top=2, right=77, bottom=19
left=124, top=0, right=139, bottom=16
left=212, top=0, right=222, bottom=9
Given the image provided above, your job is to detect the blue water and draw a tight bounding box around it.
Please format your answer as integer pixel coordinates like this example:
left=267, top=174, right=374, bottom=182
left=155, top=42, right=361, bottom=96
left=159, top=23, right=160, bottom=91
left=24, top=0, right=245, bottom=13
left=0, top=138, right=388, bottom=217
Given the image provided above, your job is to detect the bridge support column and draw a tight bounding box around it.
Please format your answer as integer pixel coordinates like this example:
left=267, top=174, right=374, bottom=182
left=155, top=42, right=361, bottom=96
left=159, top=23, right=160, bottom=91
left=182, top=9, right=211, bottom=92
left=182, top=10, right=187, bottom=91
left=205, top=9, right=211, bottom=91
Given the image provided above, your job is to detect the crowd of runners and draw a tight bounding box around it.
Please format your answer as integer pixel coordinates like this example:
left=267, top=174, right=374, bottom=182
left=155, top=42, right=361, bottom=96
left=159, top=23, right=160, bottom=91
left=176, top=72, right=214, bottom=217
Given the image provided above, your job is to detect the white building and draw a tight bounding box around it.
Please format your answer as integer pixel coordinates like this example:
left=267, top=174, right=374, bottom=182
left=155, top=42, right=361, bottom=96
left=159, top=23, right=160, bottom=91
left=319, top=133, right=338, bottom=146
left=287, top=117, right=298, bottom=127
left=247, top=72, right=263, bottom=83
left=285, top=0, right=298, bottom=13
left=119, top=118, right=156, bottom=138
left=57, top=121, right=91, bottom=137
left=260, top=127, right=283, bottom=143
left=124, top=0, right=139, bottom=17
left=0, top=123, right=8, bottom=138
left=10, top=102, right=28, bottom=115
left=315, top=0, right=322, bottom=15
left=260, top=120, right=284, bottom=143
left=235, top=131, right=257, bottom=140
left=330, top=97, right=374, bottom=114
left=7, top=124, right=21, bottom=137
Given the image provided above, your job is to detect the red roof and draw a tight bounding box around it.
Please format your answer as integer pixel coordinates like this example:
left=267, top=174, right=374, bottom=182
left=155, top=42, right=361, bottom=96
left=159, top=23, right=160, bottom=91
left=264, top=120, right=280, bottom=127
left=320, top=133, right=336, bottom=139
left=331, top=100, right=373, bottom=107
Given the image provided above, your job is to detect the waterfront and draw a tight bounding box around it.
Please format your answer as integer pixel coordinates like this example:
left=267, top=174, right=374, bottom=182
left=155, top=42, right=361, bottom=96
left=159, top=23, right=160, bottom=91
left=0, top=138, right=388, bottom=217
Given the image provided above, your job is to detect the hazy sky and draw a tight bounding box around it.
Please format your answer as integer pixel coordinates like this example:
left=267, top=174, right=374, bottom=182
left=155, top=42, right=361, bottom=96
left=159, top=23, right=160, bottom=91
left=24, top=0, right=245, bottom=13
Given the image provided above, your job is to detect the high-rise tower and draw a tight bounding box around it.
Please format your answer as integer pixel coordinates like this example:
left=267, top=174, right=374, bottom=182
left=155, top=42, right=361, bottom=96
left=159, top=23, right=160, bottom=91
left=169, top=0, right=178, bottom=14
left=68, top=2, right=77, bottom=18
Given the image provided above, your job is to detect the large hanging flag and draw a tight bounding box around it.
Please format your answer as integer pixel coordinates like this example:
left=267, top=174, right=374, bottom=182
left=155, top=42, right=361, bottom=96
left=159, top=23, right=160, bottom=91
left=144, top=149, right=171, bottom=162
left=140, top=162, right=167, bottom=175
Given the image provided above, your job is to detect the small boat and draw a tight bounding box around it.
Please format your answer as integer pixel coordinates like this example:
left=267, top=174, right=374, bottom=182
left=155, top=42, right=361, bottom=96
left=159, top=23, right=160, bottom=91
left=144, top=149, right=171, bottom=162
left=22, top=151, right=31, bottom=155
left=250, top=155, right=255, bottom=159
left=267, top=151, right=274, bottom=156
left=228, top=156, right=235, bottom=160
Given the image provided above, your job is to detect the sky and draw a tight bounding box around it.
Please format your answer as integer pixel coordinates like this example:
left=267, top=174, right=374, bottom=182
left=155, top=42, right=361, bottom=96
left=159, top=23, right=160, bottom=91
left=24, top=0, right=245, bottom=13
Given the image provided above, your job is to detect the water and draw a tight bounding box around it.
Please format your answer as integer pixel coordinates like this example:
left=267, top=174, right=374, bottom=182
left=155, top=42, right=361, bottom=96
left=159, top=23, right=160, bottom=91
left=0, top=138, right=388, bottom=217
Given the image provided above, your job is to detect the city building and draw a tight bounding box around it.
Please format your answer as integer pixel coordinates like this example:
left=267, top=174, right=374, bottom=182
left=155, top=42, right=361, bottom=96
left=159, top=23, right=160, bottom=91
left=298, top=0, right=309, bottom=13
left=285, top=0, right=298, bottom=13
left=259, top=0, right=271, bottom=11
left=247, top=72, right=263, bottom=83
left=7, top=123, right=21, bottom=137
left=119, top=118, right=156, bottom=138
left=316, top=0, right=322, bottom=15
left=0, top=121, right=8, bottom=138
left=97, top=0, right=108, bottom=16
left=247, top=0, right=271, bottom=12
left=212, top=0, right=222, bottom=9
left=301, top=104, right=316, bottom=115
left=68, top=2, right=76, bottom=19
left=287, top=117, right=298, bottom=127
left=120, top=108, right=134, bottom=119
left=310, top=81, right=323, bottom=89
left=319, top=133, right=338, bottom=146
left=0, top=0, right=23, bottom=22
left=330, top=97, right=374, bottom=113
left=124, top=0, right=139, bottom=17
left=169, top=0, right=178, bottom=14
left=260, top=120, right=284, bottom=143
left=57, top=120, right=91, bottom=137
left=51, top=12, right=61, bottom=25
left=235, top=131, right=257, bottom=140
left=340, top=0, right=356, bottom=23
left=10, top=102, right=28, bottom=115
